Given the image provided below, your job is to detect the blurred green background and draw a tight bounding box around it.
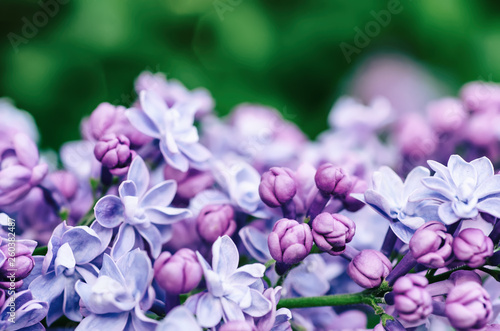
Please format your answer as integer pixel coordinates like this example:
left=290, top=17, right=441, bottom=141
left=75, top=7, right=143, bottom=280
left=1, top=0, right=500, bottom=150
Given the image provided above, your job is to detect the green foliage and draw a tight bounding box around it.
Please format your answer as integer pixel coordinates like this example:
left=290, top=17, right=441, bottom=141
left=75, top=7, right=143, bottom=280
left=1, top=0, right=500, bottom=150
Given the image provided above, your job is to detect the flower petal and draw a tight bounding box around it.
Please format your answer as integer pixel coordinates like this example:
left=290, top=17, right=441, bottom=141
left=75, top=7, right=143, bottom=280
left=220, top=297, right=245, bottom=322
left=421, top=177, right=454, bottom=200
left=144, top=206, right=191, bottom=225
left=111, top=224, right=137, bottom=260
left=76, top=312, right=129, bottom=331
left=140, top=180, right=177, bottom=208
left=475, top=175, right=500, bottom=199
left=228, top=264, right=266, bottom=287
left=116, top=249, right=152, bottom=298
left=242, top=289, right=272, bottom=318
left=94, top=195, right=125, bottom=229
left=448, top=154, right=477, bottom=187
left=402, top=166, right=430, bottom=201
left=438, top=202, right=460, bottom=225
left=54, top=243, right=75, bottom=276
left=127, top=157, right=150, bottom=198
left=62, top=226, right=102, bottom=264
left=63, top=275, right=82, bottom=322
left=471, top=156, right=494, bottom=188
left=135, top=223, right=163, bottom=258
left=157, top=306, right=201, bottom=331
left=125, top=108, right=160, bottom=139
left=159, top=139, right=189, bottom=172
left=29, top=271, right=65, bottom=303
left=177, top=142, right=211, bottom=163
left=212, top=235, right=239, bottom=279
left=119, top=180, right=137, bottom=198
left=140, top=90, right=168, bottom=128
left=477, top=198, right=500, bottom=218
left=238, top=226, right=271, bottom=263
left=196, top=293, right=223, bottom=328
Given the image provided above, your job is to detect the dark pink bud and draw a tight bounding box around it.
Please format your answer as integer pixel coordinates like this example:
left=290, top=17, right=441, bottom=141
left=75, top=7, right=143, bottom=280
left=312, top=213, right=355, bottom=255
left=453, top=228, right=493, bottom=268
left=154, top=249, right=203, bottom=294
left=94, top=134, right=136, bottom=176
left=393, top=274, right=432, bottom=322
left=268, top=218, right=313, bottom=265
left=196, top=205, right=236, bottom=244
left=409, top=221, right=453, bottom=268
left=347, top=249, right=392, bottom=288
left=314, top=164, right=352, bottom=197
left=0, top=243, right=34, bottom=281
left=446, top=282, right=492, bottom=330
left=259, top=167, right=297, bottom=208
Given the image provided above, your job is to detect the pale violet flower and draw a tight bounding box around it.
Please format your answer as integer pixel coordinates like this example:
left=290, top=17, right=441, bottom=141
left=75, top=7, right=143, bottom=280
left=75, top=250, right=157, bottom=331
left=126, top=90, right=211, bottom=172
left=0, top=290, right=48, bottom=331
left=94, top=156, right=191, bottom=259
left=156, top=306, right=201, bottom=331
left=29, top=222, right=102, bottom=325
left=411, top=155, right=500, bottom=224
left=353, top=166, right=438, bottom=243
left=186, top=235, right=272, bottom=328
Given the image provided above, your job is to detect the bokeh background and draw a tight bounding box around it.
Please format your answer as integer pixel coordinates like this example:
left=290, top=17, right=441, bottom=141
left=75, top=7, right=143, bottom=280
left=1, top=0, right=500, bottom=150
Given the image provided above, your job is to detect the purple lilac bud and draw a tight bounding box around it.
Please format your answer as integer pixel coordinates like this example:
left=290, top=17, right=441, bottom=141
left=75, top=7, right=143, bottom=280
left=0, top=243, right=34, bottom=283
left=312, top=212, right=355, bottom=255
left=460, top=81, right=500, bottom=112
left=259, top=167, right=297, bottom=208
left=86, top=102, right=151, bottom=147
left=154, top=248, right=203, bottom=295
left=445, top=282, right=492, bottom=331
left=342, top=177, right=367, bottom=212
left=409, top=221, right=453, bottom=268
left=347, top=249, right=392, bottom=288
left=453, top=228, right=493, bottom=268
left=314, top=164, right=352, bottom=197
left=426, top=98, right=467, bottom=133
left=0, top=133, right=48, bottom=206
left=94, top=134, right=136, bottom=176
left=196, top=205, right=236, bottom=244
left=395, top=113, right=437, bottom=156
left=268, top=218, right=313, bottom=265
left=393, top=275, right=432, bottom=323
left=48, top=171, right=79, bottom=201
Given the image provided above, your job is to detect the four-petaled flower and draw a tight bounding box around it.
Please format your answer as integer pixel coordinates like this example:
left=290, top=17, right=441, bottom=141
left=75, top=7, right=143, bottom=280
left=411, top=155, right=500, bottom=224
left=94, top=156, right=192, bottom=259
left=75, top=249, right=157, bottom=331
left=126, top=90, right=211, bottom=172
left=353, top=166, right=438, bottom=243
left=186, top=235, right=272, bottom=328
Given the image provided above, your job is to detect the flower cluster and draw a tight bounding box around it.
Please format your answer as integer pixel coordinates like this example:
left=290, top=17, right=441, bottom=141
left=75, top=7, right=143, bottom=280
left=2, top=72, right=500, bottom=331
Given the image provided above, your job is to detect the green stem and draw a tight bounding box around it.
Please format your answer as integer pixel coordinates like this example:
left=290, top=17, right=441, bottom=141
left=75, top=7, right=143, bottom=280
left=427, top=264, right=473, bottom=283
left=277, top=293, right=384, bottom=311
left=264, top=259, right=276, bottom=269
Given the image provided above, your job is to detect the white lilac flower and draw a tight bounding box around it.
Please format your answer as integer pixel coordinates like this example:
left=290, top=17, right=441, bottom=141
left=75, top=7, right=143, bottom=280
left=186, top=235, right=272, bottom=328
left=75, top=249, right=157, bottom=331
left=94, top=156, right=191, bottom=259
left=126, top=90, right=211, bottom=172
left=411, top=154, right=500, bottom=224
left=29, top=222, right=102, bottom=325
left=353, top=166, right=438, bottom=243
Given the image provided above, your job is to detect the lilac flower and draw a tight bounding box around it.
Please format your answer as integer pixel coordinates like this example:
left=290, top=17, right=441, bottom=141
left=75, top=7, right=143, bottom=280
left=254, top=286, right=292, bottom=331
left=0, top=241, right=34, bottom=286
left=94, top=156, right=191, bottom=259
left=126, top=90, right=211, bottom=172
left=156, top=306, right=201, bottom=331
left=239, top=225, right=272, bottom=264
left=312, top=212, right=355, bottom=255
left=353, top=166, right=438, bottom=243
left=0, top=290, right=48, bottom=331
left=268, top=219, right=313, bottom=269
left=0, top=98, right=39, bottom=152
left=135, top=71, right=214, bottom=118
left=187, top=235, right=272, bottom=328
left=29, top=222, right=102, bottom=325
left=0, top=133, right=48, bottom=206
left=75, top=250, right=157, bottom=331
left=259, top=167, right=297, bottom=208
left=411, top=155, right=500, bottom=224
